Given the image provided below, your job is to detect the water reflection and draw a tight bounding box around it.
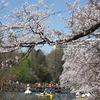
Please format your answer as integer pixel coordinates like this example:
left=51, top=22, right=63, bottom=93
left=0, top=91, right=76, bottom=100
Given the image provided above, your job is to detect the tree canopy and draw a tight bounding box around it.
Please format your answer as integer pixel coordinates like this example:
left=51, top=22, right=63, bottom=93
left=0, top=0, right=99, bottom=53
left=0, top=48, right=63, bottom=83
left=60, top=40, right=100, bottom=99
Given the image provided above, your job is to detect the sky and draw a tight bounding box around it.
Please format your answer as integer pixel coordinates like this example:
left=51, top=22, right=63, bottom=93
left=1, top=0, right=87, bottom=54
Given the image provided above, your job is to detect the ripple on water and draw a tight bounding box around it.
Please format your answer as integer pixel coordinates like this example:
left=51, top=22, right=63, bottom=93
left=0, top=91, right=76, bottom=100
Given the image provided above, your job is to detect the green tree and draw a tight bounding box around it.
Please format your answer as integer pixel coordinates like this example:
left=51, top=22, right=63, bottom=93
left=11, top=57, right=33, bottom=83
left=28, top=49, right=52, bottom=83
left=28, top=49, right=38, bottom=81
left=46, top=48, right=64, bottom=82
left=36, top=64, right=52, bottom=82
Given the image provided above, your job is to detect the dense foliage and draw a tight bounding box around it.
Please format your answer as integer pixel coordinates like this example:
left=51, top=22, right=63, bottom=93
left=46, top=48, right=64, bottom=82
left=60, top=40, right=100, bottom=100
left=0, top=48, right=63, bottom=84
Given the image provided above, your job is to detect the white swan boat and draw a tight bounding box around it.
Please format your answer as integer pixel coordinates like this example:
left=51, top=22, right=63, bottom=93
left=24, top=84, right=32, bottom=94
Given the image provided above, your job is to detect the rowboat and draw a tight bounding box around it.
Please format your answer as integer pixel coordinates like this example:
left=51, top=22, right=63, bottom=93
left=35, top=88, right=61, bottom=100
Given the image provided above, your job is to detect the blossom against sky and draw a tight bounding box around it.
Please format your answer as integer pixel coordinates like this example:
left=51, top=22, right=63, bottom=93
left=1, top=0, right=87, bottom=54
left=2, top=0, right=87, bottom=32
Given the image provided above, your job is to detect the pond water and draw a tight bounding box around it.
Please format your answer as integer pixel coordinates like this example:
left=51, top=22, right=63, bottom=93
left=0, top=91, right=76, bottom=100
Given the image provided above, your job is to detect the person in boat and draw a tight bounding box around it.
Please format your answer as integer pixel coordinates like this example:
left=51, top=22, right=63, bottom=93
left=43, top=88, right=57, bottom=100
left=43, top=88, right=55, bottom=95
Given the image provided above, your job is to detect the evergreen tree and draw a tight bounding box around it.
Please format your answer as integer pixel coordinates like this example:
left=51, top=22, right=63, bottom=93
left=46, top=48, right=64, bottom=82
left=29, top=49, right=52, bottom=83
